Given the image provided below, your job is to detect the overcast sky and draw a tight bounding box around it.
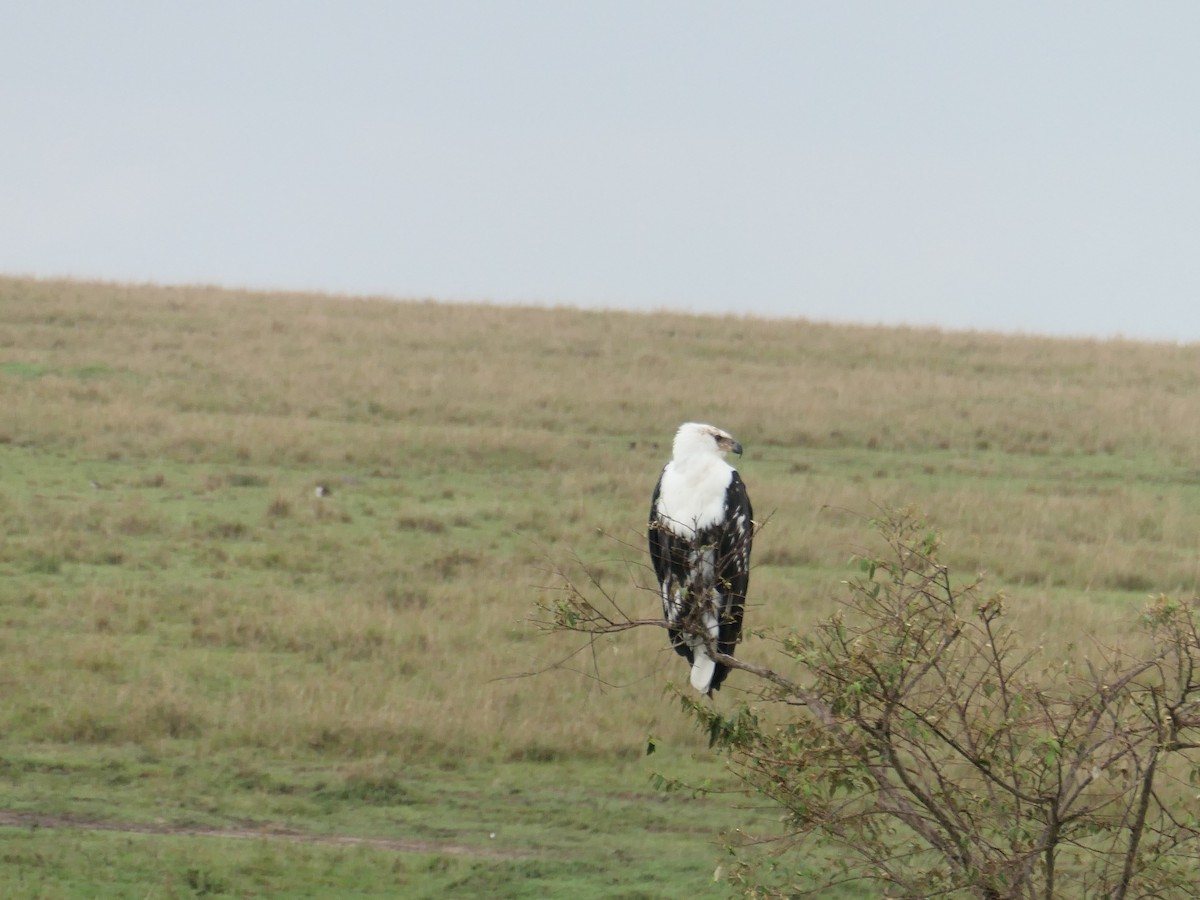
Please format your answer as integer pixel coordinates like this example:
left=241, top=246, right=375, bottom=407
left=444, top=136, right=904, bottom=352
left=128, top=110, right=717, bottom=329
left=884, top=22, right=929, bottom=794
left=3, top=3, right=1199, bottom=341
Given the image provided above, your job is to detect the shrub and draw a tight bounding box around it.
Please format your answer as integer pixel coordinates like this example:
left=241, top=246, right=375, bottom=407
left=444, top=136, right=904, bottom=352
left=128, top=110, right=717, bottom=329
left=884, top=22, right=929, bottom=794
left=543, top=510, right=1200, bottom=898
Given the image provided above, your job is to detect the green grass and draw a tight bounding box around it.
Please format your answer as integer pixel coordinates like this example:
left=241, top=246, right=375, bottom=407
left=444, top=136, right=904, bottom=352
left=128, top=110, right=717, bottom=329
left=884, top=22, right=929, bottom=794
left=0, top=744, right=759, bottom=898
left=2, top=275, right=1200, bottom=895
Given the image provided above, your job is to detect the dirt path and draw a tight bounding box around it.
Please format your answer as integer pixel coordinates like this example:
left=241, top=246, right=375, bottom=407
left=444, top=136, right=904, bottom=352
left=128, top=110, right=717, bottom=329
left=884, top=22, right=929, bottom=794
left=0, top=810, right=534, bottom=860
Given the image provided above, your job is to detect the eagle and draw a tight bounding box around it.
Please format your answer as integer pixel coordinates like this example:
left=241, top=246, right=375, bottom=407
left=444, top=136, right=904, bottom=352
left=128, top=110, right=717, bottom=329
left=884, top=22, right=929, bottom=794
left=648, top=422, right=753, bottom=695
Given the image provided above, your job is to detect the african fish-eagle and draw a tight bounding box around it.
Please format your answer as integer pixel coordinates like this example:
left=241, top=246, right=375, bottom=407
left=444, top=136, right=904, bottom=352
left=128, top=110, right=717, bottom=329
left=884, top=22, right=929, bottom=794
left=648, top=422, right=753, bottom=695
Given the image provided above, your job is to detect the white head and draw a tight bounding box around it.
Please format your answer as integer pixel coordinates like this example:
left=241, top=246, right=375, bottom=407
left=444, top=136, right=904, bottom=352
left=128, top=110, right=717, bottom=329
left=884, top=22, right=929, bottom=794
left=671, top=422, right=743, bottom=463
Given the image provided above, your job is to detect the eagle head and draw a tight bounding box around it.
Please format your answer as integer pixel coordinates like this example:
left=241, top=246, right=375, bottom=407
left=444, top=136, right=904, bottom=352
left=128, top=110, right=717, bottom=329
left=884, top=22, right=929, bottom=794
left=673, top=422, right=743, bottom=462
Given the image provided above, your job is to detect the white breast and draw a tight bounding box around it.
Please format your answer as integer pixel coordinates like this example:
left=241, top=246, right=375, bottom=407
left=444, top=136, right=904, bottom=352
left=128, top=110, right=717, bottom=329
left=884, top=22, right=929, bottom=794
left=655, top=459, right=733, bottom=539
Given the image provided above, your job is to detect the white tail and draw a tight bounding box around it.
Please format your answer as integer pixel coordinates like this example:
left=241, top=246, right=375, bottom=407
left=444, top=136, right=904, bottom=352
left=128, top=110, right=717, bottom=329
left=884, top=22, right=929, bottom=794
left=690, top=650, right=716, bottom=693
left=688, top=604, right=721, bottom=693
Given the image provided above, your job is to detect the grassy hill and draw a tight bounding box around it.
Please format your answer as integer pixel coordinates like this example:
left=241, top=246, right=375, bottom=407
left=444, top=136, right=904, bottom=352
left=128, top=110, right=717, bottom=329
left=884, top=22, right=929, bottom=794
left=2, top=276, right=1199, bottom=896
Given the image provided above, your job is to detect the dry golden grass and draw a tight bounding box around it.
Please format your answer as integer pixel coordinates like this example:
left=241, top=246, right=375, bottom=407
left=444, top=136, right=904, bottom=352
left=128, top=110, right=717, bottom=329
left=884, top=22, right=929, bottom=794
left=2, top=275, right=1199, bottom=764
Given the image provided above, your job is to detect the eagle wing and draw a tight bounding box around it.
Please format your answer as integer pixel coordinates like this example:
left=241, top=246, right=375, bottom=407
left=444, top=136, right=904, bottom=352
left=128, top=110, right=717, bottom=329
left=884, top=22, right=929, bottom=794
left=710, top=470, right=753, bottom=692
left=648, top=468, right=691, bottom=660
left=647, top=468, right=671, bottom=597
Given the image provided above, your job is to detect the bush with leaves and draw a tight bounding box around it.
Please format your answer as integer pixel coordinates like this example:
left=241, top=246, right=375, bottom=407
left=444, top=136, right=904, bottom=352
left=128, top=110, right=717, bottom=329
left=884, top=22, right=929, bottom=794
left=539, top=510, right=1200, bottom=898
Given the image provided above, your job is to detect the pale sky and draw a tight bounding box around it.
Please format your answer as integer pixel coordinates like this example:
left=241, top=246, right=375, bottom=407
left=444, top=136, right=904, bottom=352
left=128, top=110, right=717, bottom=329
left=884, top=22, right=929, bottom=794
left=3, top=3, right=1199, bottom=341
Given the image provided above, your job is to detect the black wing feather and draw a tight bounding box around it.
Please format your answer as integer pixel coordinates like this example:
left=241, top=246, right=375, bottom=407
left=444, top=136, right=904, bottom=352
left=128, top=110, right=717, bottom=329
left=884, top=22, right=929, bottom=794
left=709, top=470, right=752, bottom=692
left=647, top=468, right=671, bottom=593
left=647, top=467, right=693, bottom=664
